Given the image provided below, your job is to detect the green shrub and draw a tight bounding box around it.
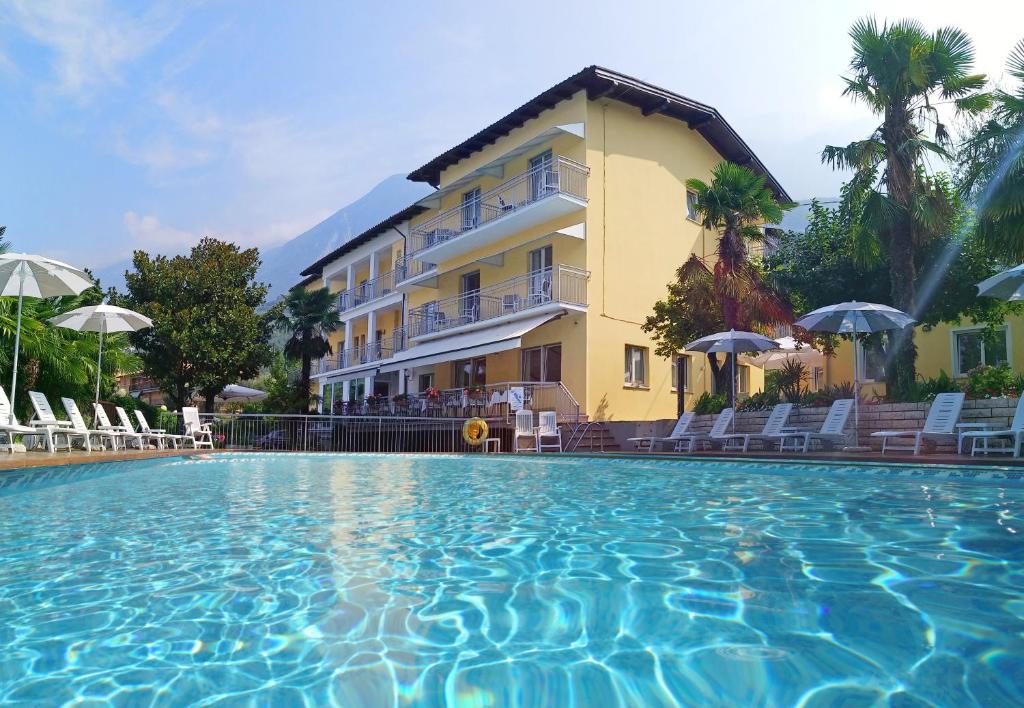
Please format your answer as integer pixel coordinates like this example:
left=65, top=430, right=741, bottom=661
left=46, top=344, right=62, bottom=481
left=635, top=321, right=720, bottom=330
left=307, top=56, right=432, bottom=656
left=738, top=389, right=779, bottom=411
left=963, top=364, right=1017, bottom=399
left=692, top=391, right=728, bottom=415
left=776, top=359, right=808, bottom=403
left=908, top=370, right=961, bottom=402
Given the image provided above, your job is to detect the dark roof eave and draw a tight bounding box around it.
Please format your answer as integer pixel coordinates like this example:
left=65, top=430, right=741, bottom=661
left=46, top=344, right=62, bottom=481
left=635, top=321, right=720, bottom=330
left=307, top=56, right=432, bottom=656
left=300, top=203, right=429, bottom=277
left=407, top=65, right=790, bottom=202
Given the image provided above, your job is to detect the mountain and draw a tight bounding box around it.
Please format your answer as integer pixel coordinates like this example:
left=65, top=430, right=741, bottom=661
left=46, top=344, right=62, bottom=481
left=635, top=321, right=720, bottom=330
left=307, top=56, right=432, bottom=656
left=770, top=197, right=840, bottom=233
left=94, top=174, right=433, bottom=300
left=259, top=175, right=432, bottom=300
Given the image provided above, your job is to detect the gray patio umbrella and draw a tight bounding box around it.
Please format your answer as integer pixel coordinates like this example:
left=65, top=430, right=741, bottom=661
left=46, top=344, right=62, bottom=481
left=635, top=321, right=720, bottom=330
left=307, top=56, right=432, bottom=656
left=217, top=384, right=268, bottom=403
left=49, top=304, right=153, bottom=403
left=795, top=301, right=916, bottom=449
left=977, top=263, right=1024, bottom=301
left=0, top=253, right=93, bottom=423
left=684, top=330, right=779, bottom=430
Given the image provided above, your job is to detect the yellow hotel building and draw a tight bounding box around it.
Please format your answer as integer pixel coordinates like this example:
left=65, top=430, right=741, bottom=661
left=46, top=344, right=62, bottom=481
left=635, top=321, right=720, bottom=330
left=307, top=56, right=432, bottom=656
left=299, top=67, right=788, bottom=422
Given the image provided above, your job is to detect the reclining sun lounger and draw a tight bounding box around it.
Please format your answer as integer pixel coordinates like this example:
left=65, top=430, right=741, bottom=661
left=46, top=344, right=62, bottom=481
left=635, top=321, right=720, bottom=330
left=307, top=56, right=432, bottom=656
left=717, top=403, right=794, bottom=452
left=629, top=412, right=695, bottom=451
left=871, top=392, right=964, bottom=455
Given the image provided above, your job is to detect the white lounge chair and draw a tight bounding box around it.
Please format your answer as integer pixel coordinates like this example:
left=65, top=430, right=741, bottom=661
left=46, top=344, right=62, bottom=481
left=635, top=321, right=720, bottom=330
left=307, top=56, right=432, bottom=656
left=94, top=403, right=144, bottom=450
left=28, top=391, right=93, bottom=452
left=135, top=409, right=193, bottom=449
left=0, top=386, right=39, bottom=453
left=770, top=399, right=855, bottom=453
left=672, top=408, right=735, bottom=453
left=513, top=409, right=537, bottom=453
left=958, top=396, right=1024, bottom=456
left=536, top=411, right=562, bottom=453
left=62, top=398, right=120, bottom=452
left=629, top=412, right=695, bottom=451
left=116, top=407, right=160, bottom=450
left=182, top=407, right=214, bottom=449
left=872, top=392, right=965, bottom=455
left=718, top=403, right=794, bottom=452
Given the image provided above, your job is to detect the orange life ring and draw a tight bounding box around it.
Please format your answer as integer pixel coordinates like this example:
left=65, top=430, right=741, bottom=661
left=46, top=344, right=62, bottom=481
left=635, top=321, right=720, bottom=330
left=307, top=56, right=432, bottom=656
left=462, top=417, right=489, bottom=446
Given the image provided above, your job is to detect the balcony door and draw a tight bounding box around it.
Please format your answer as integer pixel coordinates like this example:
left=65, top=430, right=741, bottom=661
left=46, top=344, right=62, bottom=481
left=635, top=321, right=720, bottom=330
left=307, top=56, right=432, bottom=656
left=461, top=270, right=481, bottom=323
left=528, top=150, right=554, bottom=201
left=461, top=187, right=481, bottom=231
left=528, top=245, right=553, bottom=303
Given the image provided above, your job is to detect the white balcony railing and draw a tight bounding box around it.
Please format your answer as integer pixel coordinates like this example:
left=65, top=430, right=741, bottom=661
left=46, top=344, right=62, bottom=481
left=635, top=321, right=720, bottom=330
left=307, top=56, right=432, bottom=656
left=394, top=254, right=436, bottom=285
left=337, top=267, right=400, bottom=312
left=407, top=265, right=587, bottom=338
left=407, top=156, right=588, bottom=258
left=317, top=330, right=407, bottom=374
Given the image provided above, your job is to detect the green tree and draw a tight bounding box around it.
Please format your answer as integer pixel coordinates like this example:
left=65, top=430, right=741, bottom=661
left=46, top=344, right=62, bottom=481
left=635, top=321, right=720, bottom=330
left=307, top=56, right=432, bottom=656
left=822, top=17, right=989, bottom=399
left=117, top=238, right=273, bottom=412
left=643, top=162, right=793, bottom=406
left=959, top=39, right=1024, bottom=260
left=271, top=286, right=341, bottom=412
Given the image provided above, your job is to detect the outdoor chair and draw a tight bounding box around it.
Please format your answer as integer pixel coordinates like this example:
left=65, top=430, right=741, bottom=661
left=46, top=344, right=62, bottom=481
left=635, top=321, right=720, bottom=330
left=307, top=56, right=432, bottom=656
left=513, top=409, right=537, bottom=453
left=0, top=386, right=44, bottom=453
left=717, top=403, right=795, bottom=452
left=768, top=398, right=855, bottom=453
left=134, top=410, right=194, bottom=449
left=182, top=407, right=215, bottom=449
left=116, top=407, right=162, bottom=450
left=673, top=407, right=735, bottom=453
left=62, top=398, right=119, bottom=451
left=629, top=412, right=695, bottom=451
left=872, top=392, right=965, bottom=455
left=958, top=395, right=1024, bottom=456
left=27, top=391, right=92, bottom=452
left=536, top=411, right=562, bottom=453
left=94, top=404, right=145, bottom=450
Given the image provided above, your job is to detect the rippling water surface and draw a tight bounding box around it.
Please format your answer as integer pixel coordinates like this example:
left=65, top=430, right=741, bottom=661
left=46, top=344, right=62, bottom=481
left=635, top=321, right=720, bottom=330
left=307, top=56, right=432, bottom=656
left=1, top=453, right=1022, bottom=706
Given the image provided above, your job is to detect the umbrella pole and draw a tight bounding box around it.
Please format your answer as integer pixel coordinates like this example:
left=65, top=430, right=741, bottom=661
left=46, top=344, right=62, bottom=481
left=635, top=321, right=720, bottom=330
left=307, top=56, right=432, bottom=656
left=95, top=324, right=104, bottom=403
left=731, top=331, right=737, bottom=432
left=8, top=275, right=24, bottom=425
left=852, top=322, right=860, bottom=449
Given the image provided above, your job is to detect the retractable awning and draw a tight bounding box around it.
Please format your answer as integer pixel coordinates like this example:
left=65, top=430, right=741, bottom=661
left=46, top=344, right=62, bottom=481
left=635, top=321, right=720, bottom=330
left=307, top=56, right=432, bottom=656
left=378, top=312, right=562, bottom=374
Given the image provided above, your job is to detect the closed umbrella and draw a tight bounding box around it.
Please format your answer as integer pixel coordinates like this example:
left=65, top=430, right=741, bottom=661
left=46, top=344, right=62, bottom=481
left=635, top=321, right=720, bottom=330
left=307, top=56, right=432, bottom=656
left=977, top=264, right=1024, bottom=301
left=795, top=301, right=915, bottom=449
left=684, top=330, right=779, bottom=430
left=0, top=253, right=93, bottom=423
left=49, top=304, right=153, bottom=403
left=217, top=384, right=267, bottom=403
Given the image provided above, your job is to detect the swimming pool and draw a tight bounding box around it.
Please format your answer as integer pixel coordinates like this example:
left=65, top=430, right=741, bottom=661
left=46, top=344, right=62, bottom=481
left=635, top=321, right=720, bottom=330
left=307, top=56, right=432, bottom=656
left=1, top=453, right=1021, bottom=705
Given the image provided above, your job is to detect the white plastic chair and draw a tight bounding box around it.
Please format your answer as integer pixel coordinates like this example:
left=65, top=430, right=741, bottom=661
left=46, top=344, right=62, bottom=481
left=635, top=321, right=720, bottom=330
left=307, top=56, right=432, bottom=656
left=718, top=403, right=794, bottom=452
left=135, top=409, right=193, bottom=449
left=94, top=404, right=144, bottom=449
left=536, top=411, right=562, bottom=453
left=958, top=396, right=1024, bottom=456
left=673, top=407, right=735, bottom=452
left=770, top=399, right=855, bottom=453
left=0, top=386, right=44, bottom=452
left=872, top=392, right=965, bottom=455
left=62, top=398, right=119, bottom=452
left=116, top=407, right=160, bottom=450
left=629, top=412, right=694, bottom=451
left=513, top=409, right=537, bottom=453
left=27, top=391, right=91, bottom=452
left=182, top=407, right=214, bottom=449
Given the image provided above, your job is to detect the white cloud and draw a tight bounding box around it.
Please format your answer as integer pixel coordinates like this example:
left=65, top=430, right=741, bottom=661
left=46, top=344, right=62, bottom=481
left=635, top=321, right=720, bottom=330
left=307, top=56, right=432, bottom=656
left=2, top=0, right=186, bottom=98
left=122, top=211, right=197, bottom=251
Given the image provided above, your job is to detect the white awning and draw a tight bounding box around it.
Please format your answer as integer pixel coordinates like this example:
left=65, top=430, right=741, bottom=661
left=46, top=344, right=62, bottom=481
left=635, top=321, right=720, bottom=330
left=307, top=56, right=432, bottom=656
left=318, top=362, right=382, bottom=384
left=378, top=312, right=562, bottom=374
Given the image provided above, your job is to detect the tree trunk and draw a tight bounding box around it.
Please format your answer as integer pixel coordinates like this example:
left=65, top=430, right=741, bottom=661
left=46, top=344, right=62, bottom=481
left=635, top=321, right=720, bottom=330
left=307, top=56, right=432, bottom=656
left=708, top=353, right=734, bottom=407
left=300, top=331, right=312, bottom=413
left=203, top=393, right=216, bottom=413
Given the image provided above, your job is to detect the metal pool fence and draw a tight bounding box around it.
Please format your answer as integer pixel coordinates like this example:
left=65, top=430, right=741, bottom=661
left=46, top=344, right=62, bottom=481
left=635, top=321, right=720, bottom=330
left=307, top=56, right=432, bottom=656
left=158, top=413, right=516, bottom=453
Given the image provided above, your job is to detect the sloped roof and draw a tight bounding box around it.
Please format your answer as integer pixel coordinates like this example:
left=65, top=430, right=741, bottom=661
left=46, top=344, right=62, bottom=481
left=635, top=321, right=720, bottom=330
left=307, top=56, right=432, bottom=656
left=300, top=203, right=428, bottom=277
left=407, top=65, right=789, bottom=201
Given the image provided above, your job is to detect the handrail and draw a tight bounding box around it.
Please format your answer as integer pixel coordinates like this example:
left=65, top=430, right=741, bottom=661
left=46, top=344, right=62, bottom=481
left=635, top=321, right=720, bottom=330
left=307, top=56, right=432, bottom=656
left=317, top=329, right=407, bottom=374
left=408, top=265, right=588, bottom=337
left=408, top=156, right=589, bottom=256
left=337, top=267, right=400, bottom=312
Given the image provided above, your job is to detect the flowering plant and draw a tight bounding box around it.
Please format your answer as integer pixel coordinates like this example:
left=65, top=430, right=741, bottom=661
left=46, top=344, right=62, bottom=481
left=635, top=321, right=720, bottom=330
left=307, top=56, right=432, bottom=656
left=425, top=387, right=441, bottom=401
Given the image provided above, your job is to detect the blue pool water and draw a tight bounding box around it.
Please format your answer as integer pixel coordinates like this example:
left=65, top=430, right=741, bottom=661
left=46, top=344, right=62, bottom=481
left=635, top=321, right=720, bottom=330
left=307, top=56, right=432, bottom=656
left=0, top=453, right=1022, bottom=706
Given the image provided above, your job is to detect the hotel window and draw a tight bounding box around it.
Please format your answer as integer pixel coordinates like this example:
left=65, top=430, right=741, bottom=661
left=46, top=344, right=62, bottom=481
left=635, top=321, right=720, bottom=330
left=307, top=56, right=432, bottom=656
left=528, top=245, right=553, bottom=301
left=737, top=364, right=750, bottom=395
left=453, top=357, right=486, bottom=388
left=625, top=345, right=648, bottom=387
left=522, top=344, right=562, bottom=382
left=686, top=190, right=699, bottom=222
left=856, top=337, right=887, bottom=382
left=461, top=187, right=481, bottom=230
left=529, top=150, right=554, bottom=200
left=672, top=354, right=690, bottom=392
left=418, top=373, right=434, bottom=392
left=954, top=327, right=1009, bottom=376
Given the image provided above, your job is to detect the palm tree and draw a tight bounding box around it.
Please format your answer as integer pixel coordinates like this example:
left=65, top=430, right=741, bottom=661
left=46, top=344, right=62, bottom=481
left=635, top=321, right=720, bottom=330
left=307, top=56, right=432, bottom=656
left=272, top=286, right=341, bottom=411
left=823, top=17, right=988, bottom=399
left=643, top=162, right=792, bottom=405
left=960, top=39, right=1024, bottom=260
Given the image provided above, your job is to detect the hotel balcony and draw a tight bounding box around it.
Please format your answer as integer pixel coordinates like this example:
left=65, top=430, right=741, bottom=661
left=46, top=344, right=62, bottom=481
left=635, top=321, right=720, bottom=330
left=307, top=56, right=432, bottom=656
left=317, top=330, right=407, bottom=375
left=407, top=265, right=587, bottom=340
left=336, top=267, right=401, bottom=313
left=405, top=156, right=588, bottom=266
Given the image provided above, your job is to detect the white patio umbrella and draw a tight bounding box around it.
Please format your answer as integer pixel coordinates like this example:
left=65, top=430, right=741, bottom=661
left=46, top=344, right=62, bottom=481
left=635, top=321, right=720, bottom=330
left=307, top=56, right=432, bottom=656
left=217, top=384, right=267, bottom=402
left=977, top=263, right=1024, bottom=301
left=684, top=330, right=779, bottom=430
left=49, top=304, right=153, bottom=402
left=795, top=301, right=916, bottom=449
left=0, top=253, right=93, bottom=423
left=746, top=336, right=824, bottom=368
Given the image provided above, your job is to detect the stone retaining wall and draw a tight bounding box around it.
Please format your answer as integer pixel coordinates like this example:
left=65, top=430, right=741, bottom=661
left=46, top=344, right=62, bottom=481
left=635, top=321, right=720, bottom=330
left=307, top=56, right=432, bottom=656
left=606, top=397, right=1020, bottom=453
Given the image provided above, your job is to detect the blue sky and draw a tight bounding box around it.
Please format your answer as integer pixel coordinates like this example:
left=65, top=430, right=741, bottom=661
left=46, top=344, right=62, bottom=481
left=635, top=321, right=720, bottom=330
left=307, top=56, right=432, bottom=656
left=1, top=1, right=1022, bottom=279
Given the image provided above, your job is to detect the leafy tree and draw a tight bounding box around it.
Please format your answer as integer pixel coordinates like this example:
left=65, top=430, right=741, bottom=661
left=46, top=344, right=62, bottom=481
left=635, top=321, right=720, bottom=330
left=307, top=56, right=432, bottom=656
left=959, top=39, right=1024, bottom=260
left=822, top=17, right=989, bottom=399
left=643, top=162, right=793, bottom=406
left=241, top=352, right=305, bottom=413
left=117, top=238, right=273, bottom=412
left=271, top=286, right=341, bottom=412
